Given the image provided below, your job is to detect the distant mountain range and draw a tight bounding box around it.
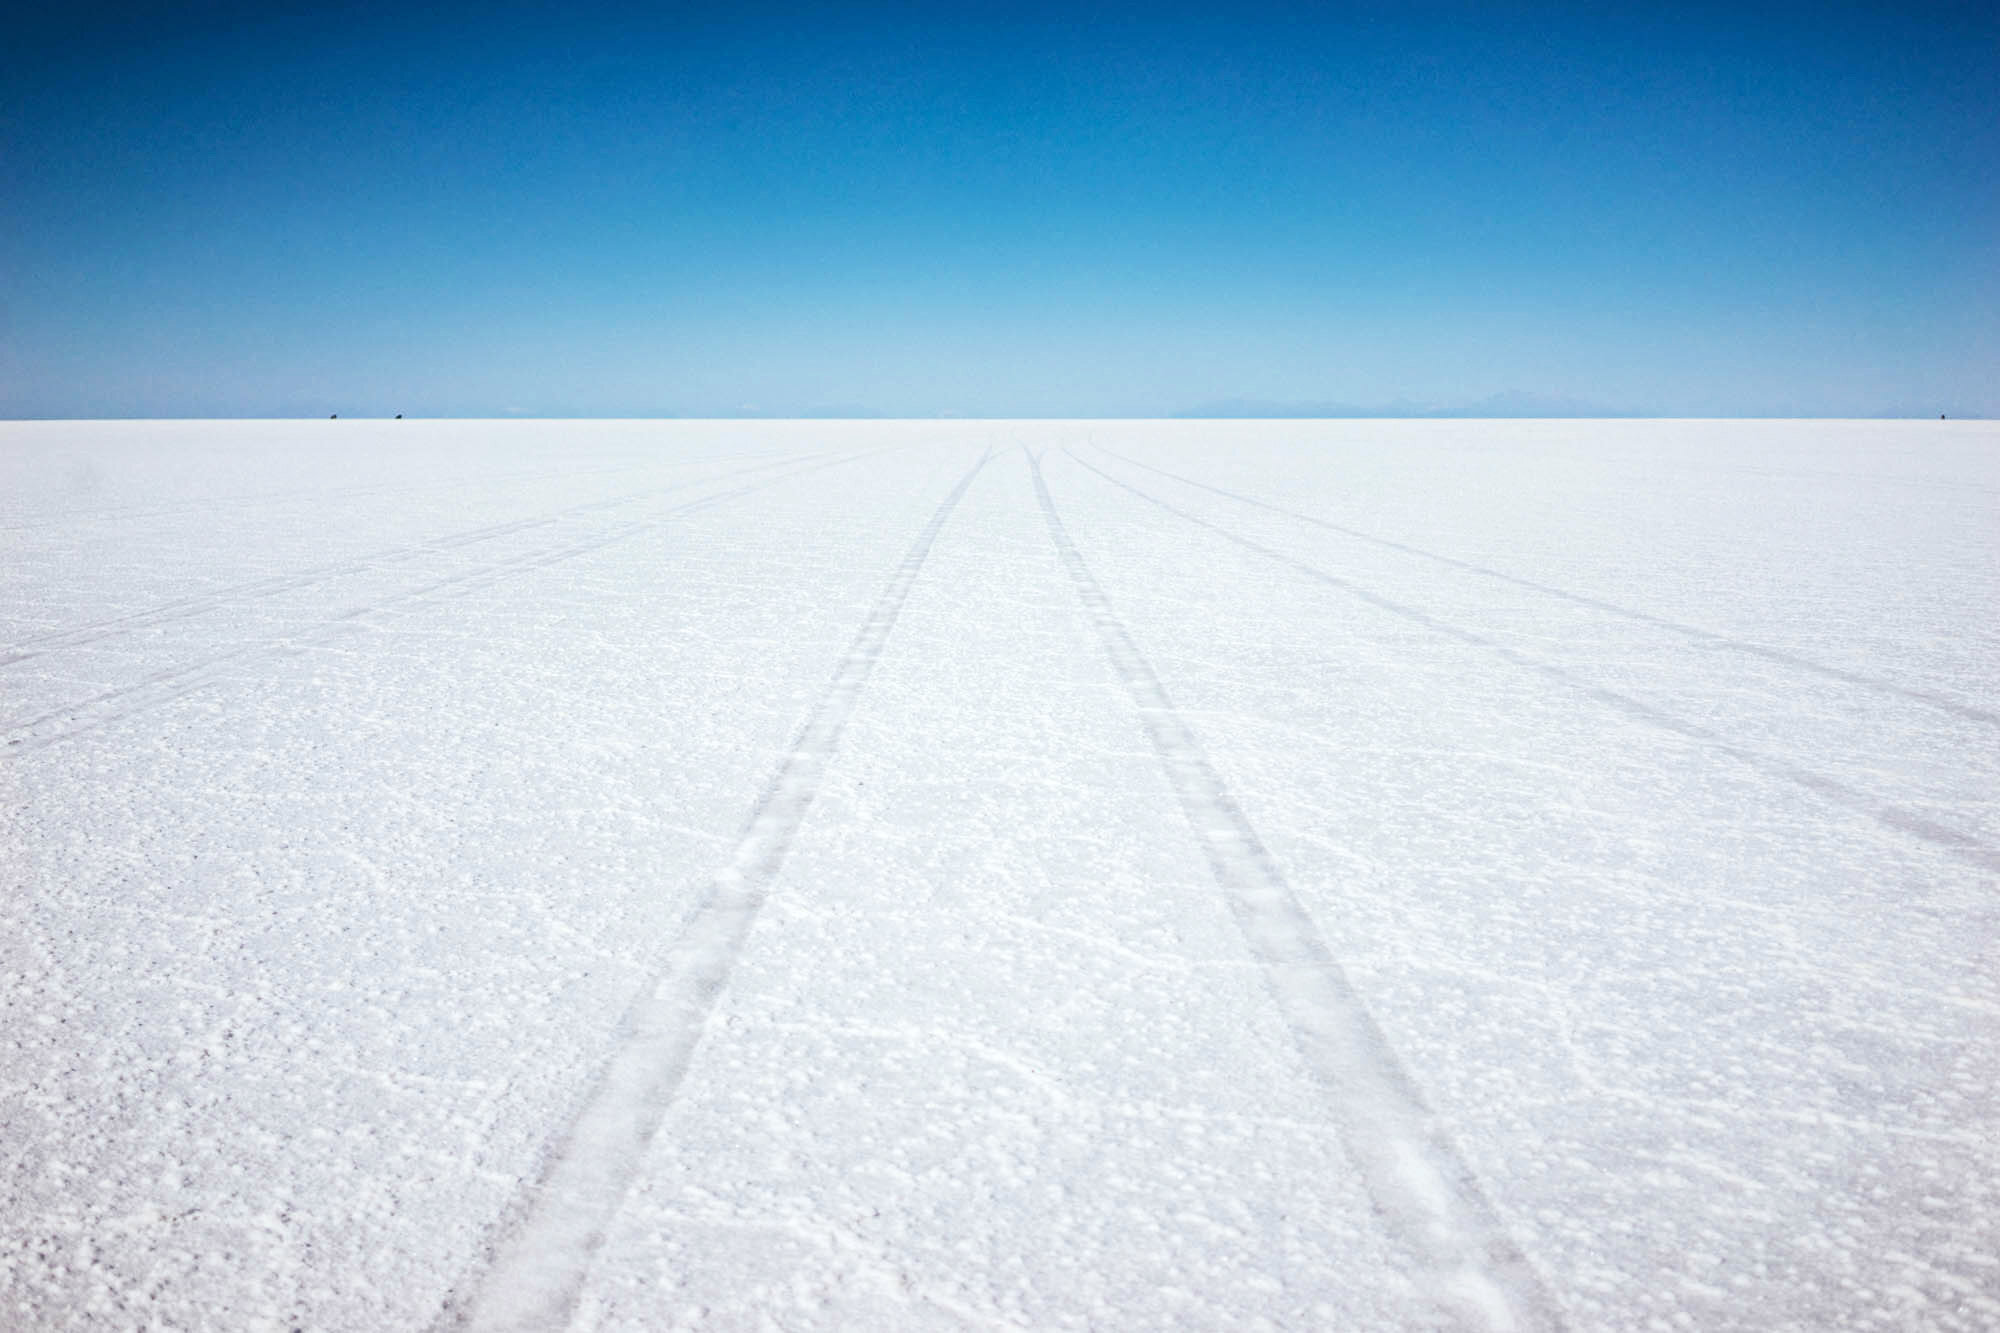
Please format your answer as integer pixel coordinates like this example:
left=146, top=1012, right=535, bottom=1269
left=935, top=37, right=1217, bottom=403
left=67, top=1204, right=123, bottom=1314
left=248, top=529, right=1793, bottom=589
left=1172, top=391, right=1634, bottom=419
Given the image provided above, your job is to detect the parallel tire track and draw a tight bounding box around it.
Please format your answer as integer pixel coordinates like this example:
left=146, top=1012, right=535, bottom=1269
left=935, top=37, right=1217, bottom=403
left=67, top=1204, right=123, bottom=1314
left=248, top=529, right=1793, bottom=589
left=1069, top=450, right=2000, bottom=876
left=1030, top=452, right=1563, bottom=1333
left=1092, top=445, right=2000, bottom=730
left=449, top=449, right=991, bottom=1333
left=2, top=450, right=883, bottom=753
left=1, top=450, right=825, bottom=667
left=0, top=449, right=790, bottom=534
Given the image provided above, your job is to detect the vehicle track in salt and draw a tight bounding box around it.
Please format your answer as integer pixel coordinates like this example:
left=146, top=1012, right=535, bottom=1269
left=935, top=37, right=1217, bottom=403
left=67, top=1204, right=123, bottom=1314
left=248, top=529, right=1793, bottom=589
left=1091, top=445, right=2000, bottom=730
left=1, top=449, right=889, bottom=753
left=0, top=449, right=784, bottom=534
left=1069, top=450, right=2000, bottom=876
left=445, top=449, right=990, bottom=1333
left=1702, top=461, right=2000, bottom=501
left=1030, top=452, right=1564, bottom=1333
left=0, top=449, right=824, bottom=667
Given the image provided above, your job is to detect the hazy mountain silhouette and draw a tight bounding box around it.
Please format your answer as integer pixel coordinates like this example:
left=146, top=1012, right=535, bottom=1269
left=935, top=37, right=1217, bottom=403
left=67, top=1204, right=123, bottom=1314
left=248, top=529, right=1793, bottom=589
left=1174, top=390, right=1635, bottom=418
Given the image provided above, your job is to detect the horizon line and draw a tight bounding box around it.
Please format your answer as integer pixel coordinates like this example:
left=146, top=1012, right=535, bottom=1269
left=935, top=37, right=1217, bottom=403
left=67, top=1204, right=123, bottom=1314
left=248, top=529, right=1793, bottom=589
left=3, top=414, right=1987, bottom=424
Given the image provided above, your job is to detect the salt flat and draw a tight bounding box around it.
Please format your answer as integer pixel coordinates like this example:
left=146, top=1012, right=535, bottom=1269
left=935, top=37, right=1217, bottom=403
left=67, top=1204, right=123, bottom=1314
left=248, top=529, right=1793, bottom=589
left=3, top=419, right=1996, bottom=1331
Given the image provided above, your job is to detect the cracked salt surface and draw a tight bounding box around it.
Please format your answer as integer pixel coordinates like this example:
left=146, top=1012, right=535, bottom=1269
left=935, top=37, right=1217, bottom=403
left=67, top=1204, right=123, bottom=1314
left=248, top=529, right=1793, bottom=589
left=3, top=419, right=1996, bottom=1330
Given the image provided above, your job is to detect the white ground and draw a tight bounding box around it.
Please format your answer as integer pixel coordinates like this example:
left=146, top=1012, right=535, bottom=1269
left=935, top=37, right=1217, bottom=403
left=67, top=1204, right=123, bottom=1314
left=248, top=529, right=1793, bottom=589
left=2, top=419, right=1996, bottom=1332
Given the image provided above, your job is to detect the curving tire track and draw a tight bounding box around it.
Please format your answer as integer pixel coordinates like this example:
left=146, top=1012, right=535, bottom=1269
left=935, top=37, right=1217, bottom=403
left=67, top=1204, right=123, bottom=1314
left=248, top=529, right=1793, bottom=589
left=0, top=449, right=796, bottom=535
left=0, top=449, right=827, bottom=667
left=447, top=449, right=991, bottom=1333
left=2, top=449, right=889, bottom=753
left=1031, top=451, right=1564, bottom=1333
left=1068, top=449, right=2000, bottom=876
left=1090, top=444, right=2000, bottom=730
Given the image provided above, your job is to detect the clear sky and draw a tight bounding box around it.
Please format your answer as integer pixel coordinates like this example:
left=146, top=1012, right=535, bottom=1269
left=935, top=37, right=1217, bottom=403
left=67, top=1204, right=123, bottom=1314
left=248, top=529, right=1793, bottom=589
left=5, top=1, right=1995, bottom=418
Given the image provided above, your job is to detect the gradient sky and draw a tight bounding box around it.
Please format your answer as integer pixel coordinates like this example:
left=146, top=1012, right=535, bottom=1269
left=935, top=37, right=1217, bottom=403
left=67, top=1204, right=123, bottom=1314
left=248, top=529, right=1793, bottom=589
left=5, top=1, right=1996, bottom=417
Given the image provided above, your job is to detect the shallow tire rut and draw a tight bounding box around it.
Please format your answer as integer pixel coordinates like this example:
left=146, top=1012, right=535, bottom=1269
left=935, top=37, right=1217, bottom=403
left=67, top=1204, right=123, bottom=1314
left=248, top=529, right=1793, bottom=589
left=1, top=450, right=886, bottom=752
left=1032, top=450, right=1565, bottom=1333
left=1067, top=449, right=2000, bottom=876
left=450, top=449, right=990, bottom=1332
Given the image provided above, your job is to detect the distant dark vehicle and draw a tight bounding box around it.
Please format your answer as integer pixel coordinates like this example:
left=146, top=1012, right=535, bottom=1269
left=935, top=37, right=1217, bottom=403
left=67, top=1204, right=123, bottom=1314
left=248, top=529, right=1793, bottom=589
left=330, top=414, right=337, bottom=419
left=396, top=414, right=403, bottom=419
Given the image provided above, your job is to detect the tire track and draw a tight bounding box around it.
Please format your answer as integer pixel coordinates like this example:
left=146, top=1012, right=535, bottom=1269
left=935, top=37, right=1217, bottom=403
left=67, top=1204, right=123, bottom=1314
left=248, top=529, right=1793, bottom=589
left=1030, top=451, right=1563, bottom=1333
left=0, top=449, right=790, bottom=534
left=1706, top=461, right=2000, bottom=500
left=448, top=449, right=990, bottom=1333
left=0, top=449, right=825, bottom=667
left=2, top=449, right=889, bottom=753
left=1091, top=445, right=2000, bottom=729
left=1068, top=450, right=2000, bottom=876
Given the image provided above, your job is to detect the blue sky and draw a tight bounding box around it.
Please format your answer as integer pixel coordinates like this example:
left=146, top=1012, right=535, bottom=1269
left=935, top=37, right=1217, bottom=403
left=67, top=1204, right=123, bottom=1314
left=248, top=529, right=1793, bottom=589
left=5, top=2, right=1995, bottom=417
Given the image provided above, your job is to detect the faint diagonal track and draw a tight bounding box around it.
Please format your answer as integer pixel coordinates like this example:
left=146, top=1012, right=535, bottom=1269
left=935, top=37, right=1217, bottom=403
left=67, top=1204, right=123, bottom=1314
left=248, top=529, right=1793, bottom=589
left=2, top=449, right=887, bottom=753
left=1091, top=445, right=2000, bottom=729
left=1069, top=449, right=2000, bottom=876
left=1031, top=451, right=1564, bottom=1333
left=445, top=449, right=991, bottom=1333
left=0, top=449, right=825, bottom=667
left=0, top=449, right=789, bottom=534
